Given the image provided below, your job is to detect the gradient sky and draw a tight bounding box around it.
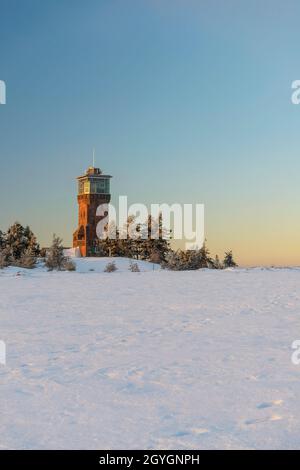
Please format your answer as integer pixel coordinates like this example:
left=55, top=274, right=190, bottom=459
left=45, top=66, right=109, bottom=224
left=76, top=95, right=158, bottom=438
left=1, top=0, right=300, bottom=265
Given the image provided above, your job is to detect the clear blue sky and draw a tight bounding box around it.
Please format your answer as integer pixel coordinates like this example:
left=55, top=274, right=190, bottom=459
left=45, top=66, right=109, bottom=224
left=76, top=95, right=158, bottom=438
left=1, top=0, right=300, bottom=265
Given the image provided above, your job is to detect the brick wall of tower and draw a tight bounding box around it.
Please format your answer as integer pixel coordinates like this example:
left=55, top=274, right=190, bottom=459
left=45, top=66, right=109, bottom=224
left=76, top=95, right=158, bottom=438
left=73, top=193, right=111, bottom=257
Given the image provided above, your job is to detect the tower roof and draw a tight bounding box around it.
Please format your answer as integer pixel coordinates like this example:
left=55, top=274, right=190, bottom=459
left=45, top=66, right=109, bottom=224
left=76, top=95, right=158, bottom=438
left=86, top=166, right=102, bottom=176
left=77, top=167, right=112, bottom=180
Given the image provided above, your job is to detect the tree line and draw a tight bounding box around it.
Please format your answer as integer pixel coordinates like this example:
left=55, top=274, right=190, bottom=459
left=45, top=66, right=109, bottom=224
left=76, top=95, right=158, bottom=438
left=97, top=214, right=237, bottom=270
left=0, top=223, right=75, bottom=271
left=0, top=221, right=237, bottom=271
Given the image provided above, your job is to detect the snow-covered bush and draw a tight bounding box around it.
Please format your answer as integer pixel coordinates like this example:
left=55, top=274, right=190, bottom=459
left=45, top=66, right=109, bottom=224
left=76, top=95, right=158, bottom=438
left=129, top=261, right=140, bottom=272
left=64, top=260, right=76, bottom=271
left=163, top=245, right=213, bottom=271
left=104, top=261, right=117, bottom=272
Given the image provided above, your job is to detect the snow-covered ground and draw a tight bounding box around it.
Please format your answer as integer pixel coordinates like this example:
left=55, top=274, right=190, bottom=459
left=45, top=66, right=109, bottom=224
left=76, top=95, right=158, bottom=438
left=0, top=258, right=300, bottom=449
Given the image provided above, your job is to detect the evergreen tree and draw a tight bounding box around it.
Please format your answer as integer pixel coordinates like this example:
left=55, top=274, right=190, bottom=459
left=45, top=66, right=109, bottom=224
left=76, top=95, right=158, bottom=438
left=223, top=250, right=237, bottom=268
left=198, top=242, right=213, bottom=268
left=126, top=215, right=142, bottom=259
left=213, top=254, right=223, bottom=269
left=45, top=235, right=67, bottom=271
left=5, top=222, right=27, bottom=259
left=148, top=214, right=171, bottom=263
left=5, top=222, right=39, bottom=260
left=24, top=225, right=40, bottom=256
left=138, top=214, right=171, bottom=263
left=103, top=221, right=120, bottom=257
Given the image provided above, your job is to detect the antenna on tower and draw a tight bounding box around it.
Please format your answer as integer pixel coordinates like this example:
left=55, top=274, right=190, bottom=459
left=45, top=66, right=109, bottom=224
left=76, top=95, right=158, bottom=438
left=92, top=148, right=95, bottom=167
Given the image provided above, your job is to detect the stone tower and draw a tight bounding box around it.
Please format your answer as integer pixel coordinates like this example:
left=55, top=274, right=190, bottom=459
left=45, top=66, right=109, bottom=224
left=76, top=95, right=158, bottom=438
left=73, top=166, right=112, bottom=256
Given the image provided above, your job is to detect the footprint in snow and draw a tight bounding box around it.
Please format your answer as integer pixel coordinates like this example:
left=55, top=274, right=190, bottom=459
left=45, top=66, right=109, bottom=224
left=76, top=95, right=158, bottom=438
left=245, top=415, right=282, bottom=425
left=245, top=400, right=284, bottom=425
left=191, top=427, right=210, bottom=435
left=172, top=428, right=210, bottom=437
left=257, top=399, right=283, bottom=409
left=172, top=431, right=190, bottom=437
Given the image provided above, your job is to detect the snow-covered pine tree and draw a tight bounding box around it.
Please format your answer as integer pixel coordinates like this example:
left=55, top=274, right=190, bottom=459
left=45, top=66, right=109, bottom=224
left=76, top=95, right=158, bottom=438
left=223, top=250, right=237, bottom=268
left=24, top=225, right=40, bottom=256
left=213, top=254, right=223, bottom=269
left=99, top=220, right=120, bottom=257
left=45, top=235, right=67, bottom=271
left=122, top=215, right=137, bottom=259
left=5, top=222, right=27, bottom=260
left=149, top=213, right=171, bottom=263
left=198, top=242, right=213, bottom=268
left=138, top=214, right=171, bottom=263
left=136, top=215, right=152, bottom=261
left=5, top=222, right=40, bottom=260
